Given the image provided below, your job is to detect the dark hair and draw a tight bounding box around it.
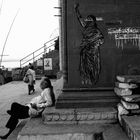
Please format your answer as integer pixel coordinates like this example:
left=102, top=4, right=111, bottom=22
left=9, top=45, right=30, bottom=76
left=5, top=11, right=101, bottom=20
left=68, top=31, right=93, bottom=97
left=29, top=65, right=34, bottom=70
left=44, top=77, right=52, bottom=88
left=41, top=77, right=55, bottom=106
left=86, top=15, right=97, bottom=28
left=87, top=15, right=96, bottom=22
left=41, top=77, right=52, bottom=88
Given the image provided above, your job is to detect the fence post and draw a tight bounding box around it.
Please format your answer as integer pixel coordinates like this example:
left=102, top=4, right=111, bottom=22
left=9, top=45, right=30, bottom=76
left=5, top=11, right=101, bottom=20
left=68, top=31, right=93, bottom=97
left=20, top=60, right=21, bottom=68
left=44, top=44, right=46, bottom=54
left=33, top=52, right=35, bottom=63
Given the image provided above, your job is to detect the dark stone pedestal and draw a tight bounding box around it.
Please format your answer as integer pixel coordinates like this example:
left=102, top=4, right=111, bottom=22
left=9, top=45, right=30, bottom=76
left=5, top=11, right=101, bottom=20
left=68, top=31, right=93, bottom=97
left=55, top=87, right=119, bottom=109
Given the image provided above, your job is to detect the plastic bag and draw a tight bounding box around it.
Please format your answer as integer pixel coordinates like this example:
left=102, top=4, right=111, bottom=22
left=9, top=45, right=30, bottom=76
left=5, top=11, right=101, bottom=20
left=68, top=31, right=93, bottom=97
left=23, top=76, right=29, bottom=83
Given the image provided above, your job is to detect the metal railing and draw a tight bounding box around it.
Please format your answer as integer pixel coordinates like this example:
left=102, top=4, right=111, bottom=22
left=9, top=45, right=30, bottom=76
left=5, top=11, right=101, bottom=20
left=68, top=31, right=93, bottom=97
left=20, top=37, right=58, bottom=68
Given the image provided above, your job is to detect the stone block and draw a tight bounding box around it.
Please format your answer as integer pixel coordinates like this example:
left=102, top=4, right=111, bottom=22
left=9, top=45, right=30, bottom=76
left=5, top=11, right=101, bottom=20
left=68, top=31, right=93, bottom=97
left=116, top=75, right=140, bottom=83
left=42, top=107, right=117, bottom=125
left=122, top=116, right=140, bottom=140
left=18, top=135, right=29, bottom=140
left=18, top=117, right=113, bottom=140
left=103, top=124, right=129, bottom=140
left=115, top=82, right=137, bottom=89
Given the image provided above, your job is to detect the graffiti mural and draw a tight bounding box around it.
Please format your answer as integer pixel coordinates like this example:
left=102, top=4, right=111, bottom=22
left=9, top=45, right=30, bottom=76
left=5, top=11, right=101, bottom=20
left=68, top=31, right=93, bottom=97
left=108, top=27, right=140, bottom=49
left=75, top=3, right=104, bottom=85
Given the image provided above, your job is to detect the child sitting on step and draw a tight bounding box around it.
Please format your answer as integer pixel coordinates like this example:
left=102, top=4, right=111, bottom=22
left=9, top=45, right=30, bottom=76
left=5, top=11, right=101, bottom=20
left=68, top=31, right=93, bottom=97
left=0, top=77, right=55, bottom=139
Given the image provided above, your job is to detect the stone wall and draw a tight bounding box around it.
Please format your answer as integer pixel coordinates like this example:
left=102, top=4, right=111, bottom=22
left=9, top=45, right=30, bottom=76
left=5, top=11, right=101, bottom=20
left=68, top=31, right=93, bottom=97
left=64, top=0, right=140, bottom=88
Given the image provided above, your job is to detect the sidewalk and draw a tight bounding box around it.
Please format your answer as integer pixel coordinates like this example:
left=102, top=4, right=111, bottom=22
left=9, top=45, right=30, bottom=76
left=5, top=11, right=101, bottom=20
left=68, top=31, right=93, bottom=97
left=0, top=78, right=63, bottom=140
left=0, top=78, right=131, bottom=140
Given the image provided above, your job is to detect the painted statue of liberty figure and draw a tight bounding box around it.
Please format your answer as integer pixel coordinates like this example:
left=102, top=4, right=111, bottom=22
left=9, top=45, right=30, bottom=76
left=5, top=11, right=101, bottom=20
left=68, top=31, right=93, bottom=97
left=75, top=3, right=104, bottom=85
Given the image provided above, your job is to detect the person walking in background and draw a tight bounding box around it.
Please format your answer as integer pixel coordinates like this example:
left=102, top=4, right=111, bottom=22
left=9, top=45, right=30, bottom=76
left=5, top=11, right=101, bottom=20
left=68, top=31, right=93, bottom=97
left=25, top=64, right=36, bottom=95
left=0, top=77, right=55, bottom=139
left=0, top=69, right=5, bottom=85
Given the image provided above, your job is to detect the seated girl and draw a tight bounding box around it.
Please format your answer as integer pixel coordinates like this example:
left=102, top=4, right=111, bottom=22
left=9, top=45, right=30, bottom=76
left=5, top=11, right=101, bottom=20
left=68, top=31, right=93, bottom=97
left=0, top=77, right=55, bottom=139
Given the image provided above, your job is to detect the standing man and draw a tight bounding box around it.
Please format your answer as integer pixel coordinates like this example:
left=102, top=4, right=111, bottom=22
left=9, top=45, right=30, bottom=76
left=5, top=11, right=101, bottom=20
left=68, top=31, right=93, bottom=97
left=25, top=64, right=36, bottom=95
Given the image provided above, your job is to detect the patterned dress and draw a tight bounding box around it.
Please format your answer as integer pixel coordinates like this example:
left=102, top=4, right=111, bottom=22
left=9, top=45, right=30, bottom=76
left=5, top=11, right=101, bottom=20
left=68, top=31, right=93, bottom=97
left=79, top=22, right=104, bottom=85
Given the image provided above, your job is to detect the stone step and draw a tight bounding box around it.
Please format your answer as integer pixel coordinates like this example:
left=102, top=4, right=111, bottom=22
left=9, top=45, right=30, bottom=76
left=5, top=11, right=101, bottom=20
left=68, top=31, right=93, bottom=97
left=18, top=117, right=117, bottom=140
left=56, top=99, right=119, bottom=108
left=42, top=107, right=117, bottom=125
left=56, top=90, right=119, bottom=108
left=58, top=91, right=118, bottom=99
left=121, top=115, right=140, bottom=140
left=103, top=124, right=130, bottom=140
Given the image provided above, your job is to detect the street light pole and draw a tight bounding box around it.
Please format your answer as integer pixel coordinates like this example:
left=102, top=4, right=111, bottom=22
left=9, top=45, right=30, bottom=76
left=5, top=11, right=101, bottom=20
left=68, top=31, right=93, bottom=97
left=0, top=9, right=20, bottom=67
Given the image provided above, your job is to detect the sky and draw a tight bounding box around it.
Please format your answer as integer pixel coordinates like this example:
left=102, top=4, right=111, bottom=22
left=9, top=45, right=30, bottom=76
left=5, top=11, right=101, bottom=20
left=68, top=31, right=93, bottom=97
left=0, top=0, right=59, bottom=68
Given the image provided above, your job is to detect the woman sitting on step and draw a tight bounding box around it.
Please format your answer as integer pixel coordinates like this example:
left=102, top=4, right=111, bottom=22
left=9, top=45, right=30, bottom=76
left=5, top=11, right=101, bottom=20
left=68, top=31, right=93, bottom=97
left=0, top=77, right=55, bottom=139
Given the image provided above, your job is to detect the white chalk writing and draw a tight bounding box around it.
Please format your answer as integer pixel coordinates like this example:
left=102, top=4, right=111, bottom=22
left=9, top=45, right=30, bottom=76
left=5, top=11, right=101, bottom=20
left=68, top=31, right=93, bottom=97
left=108, top=27, right=140, bottom=49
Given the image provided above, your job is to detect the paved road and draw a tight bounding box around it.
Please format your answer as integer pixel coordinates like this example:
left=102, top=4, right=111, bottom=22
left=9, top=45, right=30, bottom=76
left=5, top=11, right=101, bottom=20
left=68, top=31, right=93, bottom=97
left=0, top=78, right=62, bottom=140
